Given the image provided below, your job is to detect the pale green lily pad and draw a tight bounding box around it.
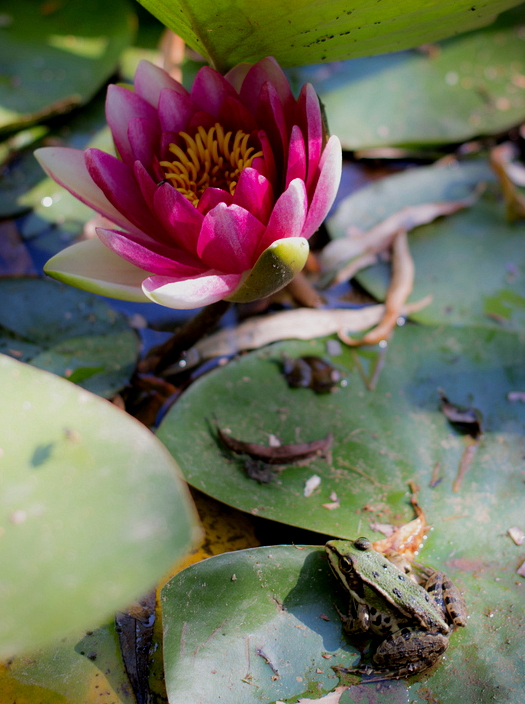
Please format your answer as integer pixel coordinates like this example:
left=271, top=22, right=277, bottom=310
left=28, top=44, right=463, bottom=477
left=327, top=159, right=496, bottom=235
left=138, top=0, right=522, bottom=73
left=0, top=621, right=134, bottom=704
left=289, top=6, right=525, bottom=149
left=0, top=0, right=135, bottom=133
left=0, top=353, right=200, bottom=659
left=0, top=278, right=139, bottom=397
left=325, top=160, right=525, bottom=329
left=162, top=542, right=524, bottom=703
left=157, top=324, right=525, bottom=538
left=357, top=195, right=525, bottom=329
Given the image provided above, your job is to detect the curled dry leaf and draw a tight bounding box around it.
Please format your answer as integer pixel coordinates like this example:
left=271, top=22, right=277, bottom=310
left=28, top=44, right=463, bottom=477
left=216, top=424, right=333, bottom=465
left=338, top=230, right=420, bottom=346
left=490, top=142, right=525, bottom=222
left=320, top=196, right=476, bottom=285
left=372, top=491, right=429, bottom=559
left=185, top=305, right=413, bottom=367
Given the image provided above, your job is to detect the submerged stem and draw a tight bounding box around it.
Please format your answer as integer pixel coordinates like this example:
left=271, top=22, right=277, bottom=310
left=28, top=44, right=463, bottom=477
left=139, top=300, right=232, bottom=375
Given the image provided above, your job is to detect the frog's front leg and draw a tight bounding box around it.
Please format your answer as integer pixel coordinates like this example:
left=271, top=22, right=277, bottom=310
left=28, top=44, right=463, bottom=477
left=420, top=568, right=468, bottom=628
left=335, top=600, right=370, bottom=636
left=372, top=627, right=449, bottom=678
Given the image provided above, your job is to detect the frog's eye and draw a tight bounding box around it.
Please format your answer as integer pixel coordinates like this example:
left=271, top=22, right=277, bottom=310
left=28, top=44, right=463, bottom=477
left=354, top=537, right=372, bottom=551
left=340, top=555, right=357, bottom=574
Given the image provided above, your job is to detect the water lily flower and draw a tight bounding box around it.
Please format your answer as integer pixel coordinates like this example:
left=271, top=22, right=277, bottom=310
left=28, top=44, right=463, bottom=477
left=37, top=57, right=341, bottom=309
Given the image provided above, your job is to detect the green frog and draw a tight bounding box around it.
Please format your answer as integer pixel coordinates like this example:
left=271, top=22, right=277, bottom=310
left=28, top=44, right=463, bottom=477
left=325, top=537, right=467, bottom=679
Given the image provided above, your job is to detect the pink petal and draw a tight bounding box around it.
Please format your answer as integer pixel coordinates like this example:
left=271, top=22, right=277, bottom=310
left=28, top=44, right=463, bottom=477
left=217, top=96, right=258, bottom=135
left=134, top=60, right=188, bottom=108
left=256, top=178, right=308, bottom=255
left=85, top=148, right=161, bottom=239
left=143, top=271, right=243, bottom=309
left=96, top=228, right=205, bottom=277
left=301, top=135, right=342, bottom=239
left=190, top=66, right=238, bottom=117
left=197, top=203, right=265, bottom=273
left=233, top=167, right=274, bottom=225
left=224, top=62, right=252, bottom=93
left=239, top=57, right=295, bottom=119
left=285, top=125, right=306, bottom=189
left=158, top=88, right=195, bottom=134
left=298, top=83, right=323, bottom=193
left=128, top=117, right=159, bottom=171
left=258, top=130, right=277, bottom=190
left=106, top=86, right=158, bottom=167
left=34, top=147, right=145, bottom=236
left=153, top=183, right=203, bottom=253
left=187, top=110, right=216, bottom=133
left=134, top=160, right=158, bottom=210
left=197, top=187, right=233, bottom=215
left=255, top=81, right=288, bottom=177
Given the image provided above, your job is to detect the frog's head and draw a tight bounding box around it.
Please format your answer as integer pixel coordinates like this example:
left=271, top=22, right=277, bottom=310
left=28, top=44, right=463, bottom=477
left=325, top=537, right=372, bottom=595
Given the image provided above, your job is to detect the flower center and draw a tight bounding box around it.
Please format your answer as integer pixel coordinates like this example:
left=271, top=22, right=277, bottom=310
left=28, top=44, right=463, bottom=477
left=160, top=123, right=263, bottom=206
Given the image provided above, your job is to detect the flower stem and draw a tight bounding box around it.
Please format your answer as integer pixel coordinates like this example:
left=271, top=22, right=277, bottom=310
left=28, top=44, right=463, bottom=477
left=139, top=300, right=232, bottom=375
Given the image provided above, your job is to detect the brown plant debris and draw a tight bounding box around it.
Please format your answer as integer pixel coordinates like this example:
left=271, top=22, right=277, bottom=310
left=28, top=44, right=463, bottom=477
left=217, top=423, right=333, bottom=465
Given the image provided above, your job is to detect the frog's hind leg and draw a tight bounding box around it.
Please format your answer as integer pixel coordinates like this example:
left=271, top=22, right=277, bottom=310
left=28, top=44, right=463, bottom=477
left=372, top=628, right=449, bottom=678
left=423, top=570, right=468, bottom=629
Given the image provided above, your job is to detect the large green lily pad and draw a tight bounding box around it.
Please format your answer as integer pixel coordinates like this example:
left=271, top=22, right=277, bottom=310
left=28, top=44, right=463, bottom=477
left=138, top=0, right=522, bottom=73
left=0, top=353, right=200, bottom=659
left=157, top=324, right=525, bottom=538
left=0, top=621, right=134, bottom=704
left=162, top=543, right=525, bottom=703
left=289, top=6, right=525, bottom=149
left=0, top=278, right=138, bottom=397
left=0, top=0, right=135, bottom=133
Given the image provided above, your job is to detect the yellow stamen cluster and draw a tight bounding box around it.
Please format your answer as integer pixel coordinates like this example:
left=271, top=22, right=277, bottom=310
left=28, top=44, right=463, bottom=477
left=160, top=123, right=263, bottom=206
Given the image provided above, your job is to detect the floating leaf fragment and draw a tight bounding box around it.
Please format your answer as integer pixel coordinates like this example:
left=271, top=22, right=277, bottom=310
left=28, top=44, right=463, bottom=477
left=507, top=391, right=525, bottom=403
left=217, top=424, right=333, bottom=465
left=440, top=391, right=483, bottom=438
left=507, top=526, right=525, bottom=545
left=304, top=474, right=321, bottom=497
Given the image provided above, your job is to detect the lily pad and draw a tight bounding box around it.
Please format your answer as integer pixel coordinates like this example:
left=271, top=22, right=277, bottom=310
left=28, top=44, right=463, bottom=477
left=289, top=5, right=525, bottom=149
left=325, top=158, right=525, bottom=329
left=0, top=278, right=138, bottom=397
left=0, top=93, right=108, bottom=221
left=157, top=324, right=525, bottom=539
left=138, top=0, right=522, bottom=73
left=0, top=0, right=135, bottom=133
left=0, top=621, right=135, bottom=704
left=161, top=543, right=525, bottom=703
left=0, top=353, right=201, bottom=659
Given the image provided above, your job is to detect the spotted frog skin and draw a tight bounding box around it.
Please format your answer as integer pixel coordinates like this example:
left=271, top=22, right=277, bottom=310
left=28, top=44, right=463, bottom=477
left=325, top=537, right=467, bottom=679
